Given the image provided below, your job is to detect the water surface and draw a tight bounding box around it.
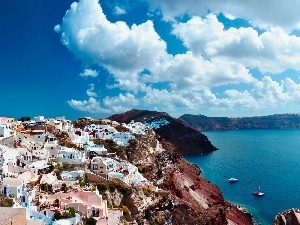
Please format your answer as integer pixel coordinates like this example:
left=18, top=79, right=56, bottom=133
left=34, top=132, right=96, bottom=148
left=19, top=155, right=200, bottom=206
left=185, top=129, right=300, bottom=225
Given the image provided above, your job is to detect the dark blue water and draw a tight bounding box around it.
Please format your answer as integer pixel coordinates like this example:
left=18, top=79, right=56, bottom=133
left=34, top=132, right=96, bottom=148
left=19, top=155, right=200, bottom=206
left=185, top=130, right=300, bottom=225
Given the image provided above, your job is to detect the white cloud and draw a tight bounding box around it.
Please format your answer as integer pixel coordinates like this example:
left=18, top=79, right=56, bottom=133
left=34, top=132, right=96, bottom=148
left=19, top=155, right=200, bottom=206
left=172, top=14, right=300, bottom=74
left=142, top=76, right=300, bottom=114
left=79, top=69, right=99, bottom=77
left=68, top=97, right=110, bottom=114
left=59, top=0, right=300, bottom=116
left=103, top=93, right=139, bottom=113
left=148, top=0, right=300, bottom=30
left=53, top=24, right=60, bottom=33
left=86, top=84, right=97, bottom=97
left=152, top=52, right=253, bottom=90
left=56, top=0, right=168, bottom=91
left=113, top=6, right=126, bottom=15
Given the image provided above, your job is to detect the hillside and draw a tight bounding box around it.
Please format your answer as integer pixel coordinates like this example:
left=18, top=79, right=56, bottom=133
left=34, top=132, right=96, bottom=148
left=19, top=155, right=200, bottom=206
left=108, top=109, right=217, bottom=155
left=180, top=113, right=300, bottom=131
left=84, top=121, right=253, bottom=225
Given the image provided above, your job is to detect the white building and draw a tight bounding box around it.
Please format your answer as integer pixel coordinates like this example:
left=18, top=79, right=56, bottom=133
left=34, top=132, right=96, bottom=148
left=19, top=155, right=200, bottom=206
left=111, top=132, right=134, bottom=146
left=44, top=135, right=60, bottom=159
left=122, top=121, right=147, bottom=135
left=85, top=144, right=107, bottom=157
left=48, top=116, right=71, bottom=132
left=61, top=170, right=85, bottom=181
left=2, top=177, right=25, bottom=198
left=57, top=147, right=85, bottom=164
left=26, top=160, right=49, bottom=175
left=0, top=123, right=14, bottom=138
left=93, top=125, right=118, bottom=139
left=72, top=128, right=90, bottom=147
left=34, top=116, right=47, bottom=125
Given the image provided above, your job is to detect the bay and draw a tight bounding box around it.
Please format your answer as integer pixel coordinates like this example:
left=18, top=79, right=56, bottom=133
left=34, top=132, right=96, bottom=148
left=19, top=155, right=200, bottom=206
left=185, top=129, right=300, bottom=225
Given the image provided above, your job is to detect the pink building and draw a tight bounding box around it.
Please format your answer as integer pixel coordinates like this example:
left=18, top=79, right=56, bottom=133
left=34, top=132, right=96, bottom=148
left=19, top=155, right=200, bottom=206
left=41, top=189, right=108, bottom=223
left=0, top=117, right=8, bottom=124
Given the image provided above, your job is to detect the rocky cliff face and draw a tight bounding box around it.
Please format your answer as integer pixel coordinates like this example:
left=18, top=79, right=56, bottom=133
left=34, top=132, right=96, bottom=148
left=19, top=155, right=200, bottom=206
left=273, top=209, right=300, bottom=225
left=87, top=120, right=253, bottom=225
left=108, top=109, right=217, bottom=155
left=180, top=114, right=300, bottom=131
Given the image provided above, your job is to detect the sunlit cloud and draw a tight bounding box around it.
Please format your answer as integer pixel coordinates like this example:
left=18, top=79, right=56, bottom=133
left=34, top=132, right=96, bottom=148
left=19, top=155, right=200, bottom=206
left=79, top=69, right=99, bottom=78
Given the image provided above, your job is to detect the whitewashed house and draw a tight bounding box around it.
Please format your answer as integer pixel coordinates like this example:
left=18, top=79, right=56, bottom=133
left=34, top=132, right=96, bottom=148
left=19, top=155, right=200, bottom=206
left=111, top=132, right=134, bottom=146
left=40, top=173, right=63, bottom=192
left=44, top=135, right=60, bottom=159
left=72, top=128, right=90, bottom=147
left=61, top=170, right=85, bottom=181
left=57, top=147, right=85, bottom=164
left=122, top=121, right=147, bottom=135
left=93, top=125, right=118, bottom=139
left=2, top=148, right=22, bottom=177
left=26, top=160, right=49, bottom=175
left=48, top=116, right=71, bottom=132
left=2, top=177, right=25, bottom=198
left=18, top=148, right=33, bottom=165
left=28, top=141, right=44, bottom=152
left=21, top=135, right=46, bottom=159
left=85, top=144, right=107, bottom=158
left=7, top=161, right=24, bottom=175
left=0, top=123, right=15, bottom=138
left=34, top=116, right=47, bottom=126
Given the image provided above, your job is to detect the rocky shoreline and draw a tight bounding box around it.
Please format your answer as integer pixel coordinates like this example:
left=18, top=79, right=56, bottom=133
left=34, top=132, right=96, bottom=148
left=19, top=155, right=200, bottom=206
left=107, top=109, right=255, bottom=224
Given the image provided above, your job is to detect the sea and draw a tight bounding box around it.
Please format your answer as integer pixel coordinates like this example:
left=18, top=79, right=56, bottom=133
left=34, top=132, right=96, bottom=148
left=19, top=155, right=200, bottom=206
left=184, top=129, right=300, bottom=225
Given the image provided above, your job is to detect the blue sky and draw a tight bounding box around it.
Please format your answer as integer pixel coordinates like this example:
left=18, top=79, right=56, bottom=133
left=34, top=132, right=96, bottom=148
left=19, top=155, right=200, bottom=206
left=1, top=0, right=300, bottom=120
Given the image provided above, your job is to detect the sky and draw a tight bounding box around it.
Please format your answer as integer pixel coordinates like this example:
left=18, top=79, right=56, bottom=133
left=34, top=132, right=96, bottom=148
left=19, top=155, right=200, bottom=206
left=1, top=0, right=300, bottom=120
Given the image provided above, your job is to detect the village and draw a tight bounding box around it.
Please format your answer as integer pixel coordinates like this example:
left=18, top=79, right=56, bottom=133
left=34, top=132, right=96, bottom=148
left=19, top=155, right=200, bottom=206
left=0, top=116, right=158, bottom=225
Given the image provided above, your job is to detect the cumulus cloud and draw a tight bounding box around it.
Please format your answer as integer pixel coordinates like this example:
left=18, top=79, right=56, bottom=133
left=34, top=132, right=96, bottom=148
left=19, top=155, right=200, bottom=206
left=103, top=93, right=139, bottom=113
left=142, top=76, right=300, bottom=114
left=152, top=52, right=253, bottom=90
left=79, top=69, right=99, bottom=77
left=58, top=0, right=300, bottom=116
left=68, top=97, right=110, bottom=114
left=172, top=14, right=300, bottom=73
left=56, top=0, right=168, bottom=91
left=113, top=6, right=126, bottom=15
left=148, top=0, right=300, bottom=30
left=86, top=84, right=97, bottom=97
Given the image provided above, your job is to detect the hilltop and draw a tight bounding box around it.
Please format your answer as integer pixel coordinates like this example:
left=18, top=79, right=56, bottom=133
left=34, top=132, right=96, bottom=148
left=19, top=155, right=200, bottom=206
left=108, top=109, right=217, bottom=155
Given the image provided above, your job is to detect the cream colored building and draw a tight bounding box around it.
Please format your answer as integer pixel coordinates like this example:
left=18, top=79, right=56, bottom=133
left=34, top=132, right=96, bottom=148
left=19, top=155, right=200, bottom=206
left=90, top=157, right=115, bottom=180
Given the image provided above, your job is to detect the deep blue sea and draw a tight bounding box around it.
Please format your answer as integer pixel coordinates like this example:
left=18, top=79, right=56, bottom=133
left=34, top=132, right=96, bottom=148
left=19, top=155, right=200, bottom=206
left=185, top=129, right=300, bottom=225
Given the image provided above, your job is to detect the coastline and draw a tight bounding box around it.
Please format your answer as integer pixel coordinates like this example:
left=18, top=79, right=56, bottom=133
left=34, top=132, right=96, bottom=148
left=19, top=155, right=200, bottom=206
left=177, top=157, right=254, bottom=224
left=184, top=152, right=271, bottom=225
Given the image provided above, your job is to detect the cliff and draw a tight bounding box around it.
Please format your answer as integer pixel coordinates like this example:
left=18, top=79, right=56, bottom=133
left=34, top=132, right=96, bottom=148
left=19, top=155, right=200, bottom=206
left=84, top=119, right=253, bottom=225
left=108, top=109, right=217, bottom=155
left=180, top=113, right=300, bottom=131
left=274, top=209, right=300, bottom=225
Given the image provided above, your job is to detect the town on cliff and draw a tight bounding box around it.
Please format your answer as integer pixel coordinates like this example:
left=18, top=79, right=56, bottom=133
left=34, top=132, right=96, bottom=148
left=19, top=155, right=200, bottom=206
left=0, top=111, right=295, bottom=225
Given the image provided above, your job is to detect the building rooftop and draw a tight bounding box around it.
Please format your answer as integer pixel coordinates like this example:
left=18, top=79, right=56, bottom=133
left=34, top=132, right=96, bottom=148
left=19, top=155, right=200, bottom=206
left=0, top=208, right=25, bottom=225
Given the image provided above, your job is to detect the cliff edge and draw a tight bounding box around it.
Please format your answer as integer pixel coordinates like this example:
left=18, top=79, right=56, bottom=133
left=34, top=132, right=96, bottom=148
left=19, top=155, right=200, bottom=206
left=108, top=109, right=217, bottom=155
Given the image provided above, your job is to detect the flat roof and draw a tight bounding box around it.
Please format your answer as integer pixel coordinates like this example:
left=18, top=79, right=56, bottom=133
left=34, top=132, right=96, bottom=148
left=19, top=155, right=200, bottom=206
left=0, top=208, right=25, bottom=224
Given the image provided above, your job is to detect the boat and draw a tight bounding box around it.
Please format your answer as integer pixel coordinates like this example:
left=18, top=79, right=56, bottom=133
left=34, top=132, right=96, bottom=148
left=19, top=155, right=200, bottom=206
left=228, top=178, right=239, bottom=183
left=252, top=186, right=265, bottom=196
